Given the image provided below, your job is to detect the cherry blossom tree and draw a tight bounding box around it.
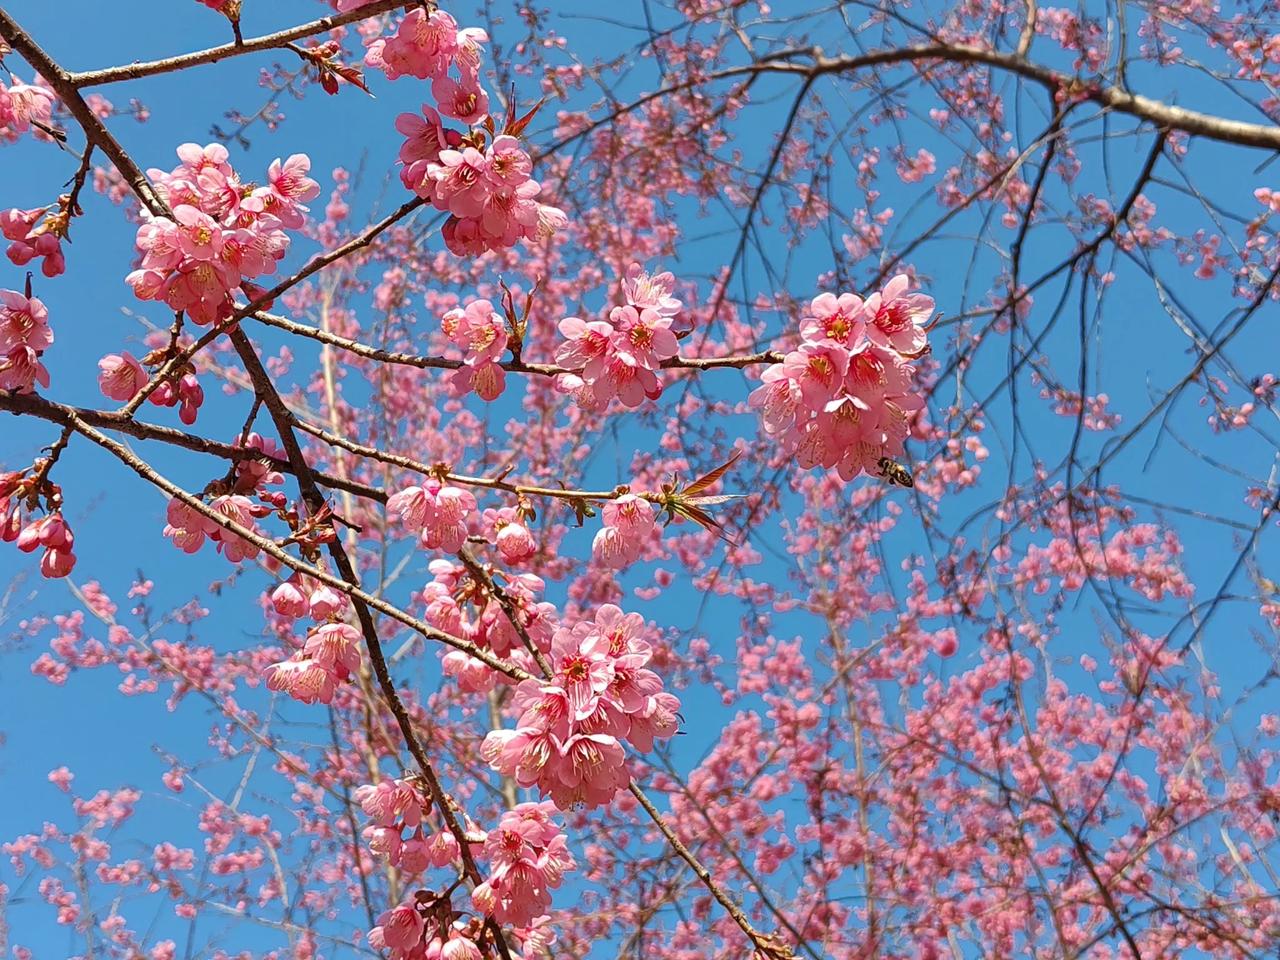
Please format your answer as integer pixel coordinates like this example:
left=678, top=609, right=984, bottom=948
left=1, top=1, right=1279, bottom=958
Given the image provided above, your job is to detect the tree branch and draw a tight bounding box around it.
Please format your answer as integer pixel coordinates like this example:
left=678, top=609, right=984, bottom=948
left=69, top=0, right=408, bottom=88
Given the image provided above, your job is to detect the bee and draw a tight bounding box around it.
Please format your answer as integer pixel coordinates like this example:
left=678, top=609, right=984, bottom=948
left=877, top=457, right=914, bottom=488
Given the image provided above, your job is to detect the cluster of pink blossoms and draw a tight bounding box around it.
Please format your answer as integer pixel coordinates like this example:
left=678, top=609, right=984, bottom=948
left=1, top=475, right=75, bottom=579
left=356, top=777, right=465, bottom=876
left=370, top=896, right=487, bottom=960
left=592, top=494, right=656, bottom=570
left=0, top=289, right=51, bottom=393
left=387, top=479, right=477, bottom=552
left=423, top=559, right=558, bottom=688
left=372, top=891, right=555, bottom=960
left=269, top=571, right=348, bottom=623
left=126, top=143, right=317, bottom=325
left=553, top=264, right=684, bottom=409
left=162, top=494, right=265, bottom=562
left=0, top=75, right=54, bottom=144
left=344, top=2, right=566, bottom=256
left=364, top=5, right=488, bottom=95
left=481, top=506, right=537, bottom=564
left=265, top=621, right=362, bottom=705
left=398, top=108, right=564, bottom=256
left=2, top=207, right=66, bottom=277
left=265, top=564, right=362, bottom=706
left=472, top=802, right=574, bottom=928
left=750, top=275, right=933, bottom=480
left=100, top=334, right=264, bottom=424
left=98, top=349, right=206, bottom=423
left=482, top=604, right=681, bottom=808
left=358, top=785, right=567, bottom=959
left=441, top=298, right=508, bottom=400
left=12, top=512, right=75, bottom=578
left=162, top=431, right=288, bottom=560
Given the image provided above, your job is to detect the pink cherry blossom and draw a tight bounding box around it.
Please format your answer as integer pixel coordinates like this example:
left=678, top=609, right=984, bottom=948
left=371, top=7, right=460, bottom=81
left=622, top=263, right=683, bottom=318
left=608, top=305, right=679, bottom=370
left=97, top=352, right=147, bottom=401
left=863, top=273, right=933, bottom=355
left=592, top=495, right=656, bottom=569
left=387, top=479, right=477, bottom=552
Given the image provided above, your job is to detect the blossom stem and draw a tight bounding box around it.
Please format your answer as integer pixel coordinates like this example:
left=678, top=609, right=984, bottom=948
left=69, top=0, right=409, bottom=88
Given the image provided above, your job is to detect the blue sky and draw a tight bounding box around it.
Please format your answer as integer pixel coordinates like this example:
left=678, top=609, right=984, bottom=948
left=2, top=1, right=1279, bottom=956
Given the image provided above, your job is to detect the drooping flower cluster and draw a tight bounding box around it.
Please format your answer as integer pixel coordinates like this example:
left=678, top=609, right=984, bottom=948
left=369, top=894, right=486, bottom=960
left=2, top=207, right=66, bottom=277
left=1, top=480, right=75, bottom=580
left=423, top=559, right=558, bottom=688
left=359, top=3, right=565, bottom=256
left=0, top=289, right=51, bottom=393
left=265, top=621, right=362, bottom=706
left=365, top=6, right=487, bottom=99
left=270, top=571, right=347, bottom=623
left=553, top=264, right=683, bottom=409
left=369, top=886, right=558, bottom=960
left=126, top=143, right=317, bottom=325
left=750, top=275, right=933, bottom=480
left=98, top=346, right=206, bottom=423
left=355, top=777, right=465, bottom=877
left=161, top=428, right=289, bottom=565
left=398, top=109, right=564, bottom=256
left=472, top=801, right=575, bottom=927
left=481, top=505, right=537, bottom=564
left=1, top=465, right=76, bottom=580
left=356, top=782, right=571, bottom=956
left=387, top=479, right=478, bottom=553
left=591, top=494, right=656, bottom=569
left=482, top=604, right=680, bottom=808
left=151, top=364, right=206, bottom=424
left=441, top=298, right=508, bottom=400
left=13, top=512, right=76, bottom=579
left=162, top=494, right=266, bottom=563
left=0, top=76, right=55, bottom=145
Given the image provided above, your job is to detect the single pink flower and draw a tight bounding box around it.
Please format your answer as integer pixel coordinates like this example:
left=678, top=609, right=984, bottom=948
left=97, top=352, right=147, bottom=401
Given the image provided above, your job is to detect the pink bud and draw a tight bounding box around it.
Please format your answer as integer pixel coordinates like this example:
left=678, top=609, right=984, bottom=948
left=474, top=882, right=501, bottom=919
left=40, top=547, right=76, bottom=579
left=495, top=521, right=536, bottom=563
left=38, top=513, right=71, bottom=549
left=307, top=584, right=344, bottom=619
left=0, top=502, right=21, bottom=542
left=270, top=579, right=308, bottom=618
left=16, top=518, right=42, bottom=553
left=441, top=935, right=482, bottom=960
left=379, top=903, right=424, bottom=952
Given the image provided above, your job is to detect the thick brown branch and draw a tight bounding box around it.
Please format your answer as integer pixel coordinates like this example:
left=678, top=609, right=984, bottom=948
left=0, top=389, right=384, bottom=503
left=48, top=404, right=530, bottom=680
